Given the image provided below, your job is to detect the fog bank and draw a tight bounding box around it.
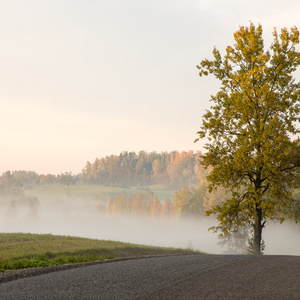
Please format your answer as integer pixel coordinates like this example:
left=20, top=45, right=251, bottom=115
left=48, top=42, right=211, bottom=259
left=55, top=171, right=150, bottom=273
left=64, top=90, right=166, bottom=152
left=0, top=197, right=299, bottom=255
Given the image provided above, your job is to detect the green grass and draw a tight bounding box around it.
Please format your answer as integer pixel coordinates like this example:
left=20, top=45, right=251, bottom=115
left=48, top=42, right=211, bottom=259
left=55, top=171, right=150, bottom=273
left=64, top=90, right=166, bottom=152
left=0, top=233, right=202, bottom=272
left=23, top=184, right=175, bottom=202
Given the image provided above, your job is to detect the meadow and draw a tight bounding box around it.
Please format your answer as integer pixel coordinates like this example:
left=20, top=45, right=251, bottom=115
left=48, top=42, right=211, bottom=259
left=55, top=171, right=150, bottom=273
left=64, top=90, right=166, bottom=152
left=0, top=233, right=201, bottom=272
left=23, top=184, right=175, bottom=203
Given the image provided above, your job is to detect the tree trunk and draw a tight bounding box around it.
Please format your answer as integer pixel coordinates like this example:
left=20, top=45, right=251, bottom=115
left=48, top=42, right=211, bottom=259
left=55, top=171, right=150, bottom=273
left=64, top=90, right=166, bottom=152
left=253, top=207, right=263, bottom=255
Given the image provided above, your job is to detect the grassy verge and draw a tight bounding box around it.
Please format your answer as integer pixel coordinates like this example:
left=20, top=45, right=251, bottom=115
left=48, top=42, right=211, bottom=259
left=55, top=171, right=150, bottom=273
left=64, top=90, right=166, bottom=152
left=0, top=233, right=202, bottom=272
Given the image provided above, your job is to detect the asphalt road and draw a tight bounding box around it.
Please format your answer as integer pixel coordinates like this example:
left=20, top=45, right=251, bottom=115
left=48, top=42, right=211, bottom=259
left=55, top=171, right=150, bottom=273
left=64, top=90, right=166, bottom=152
left=0, top=254, right=299, bottom=299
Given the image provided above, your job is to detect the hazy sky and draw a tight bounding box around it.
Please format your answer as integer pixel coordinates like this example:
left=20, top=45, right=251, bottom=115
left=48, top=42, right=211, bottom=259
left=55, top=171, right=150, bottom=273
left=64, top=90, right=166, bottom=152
left=1, top=0, right=300, bottom=175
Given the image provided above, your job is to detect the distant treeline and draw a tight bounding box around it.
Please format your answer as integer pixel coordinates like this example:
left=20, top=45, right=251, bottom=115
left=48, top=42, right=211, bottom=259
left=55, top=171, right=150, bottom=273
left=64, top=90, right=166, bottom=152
left=99, top=183, right=225, bottom=218
left=100, top=187, right=205, bottom=218
left=0, top=151, right=205, bottom=190
left=0, top=171, right=77, bottom=190
left=82, top=150, right=205, bottom=188
left=103, top=185, right=300, bottom=219
left=102, top=190, right=174, bottom=218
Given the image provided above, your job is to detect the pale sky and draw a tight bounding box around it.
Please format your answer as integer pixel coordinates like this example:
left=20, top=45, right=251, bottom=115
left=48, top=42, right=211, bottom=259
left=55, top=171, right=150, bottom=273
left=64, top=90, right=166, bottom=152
left=1, top=0, right=300, bottom=175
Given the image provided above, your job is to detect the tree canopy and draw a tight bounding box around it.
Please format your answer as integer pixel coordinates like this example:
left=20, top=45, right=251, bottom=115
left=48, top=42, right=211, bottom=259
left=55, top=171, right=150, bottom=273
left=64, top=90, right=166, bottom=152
left=196, top=23, right=300, bottom=254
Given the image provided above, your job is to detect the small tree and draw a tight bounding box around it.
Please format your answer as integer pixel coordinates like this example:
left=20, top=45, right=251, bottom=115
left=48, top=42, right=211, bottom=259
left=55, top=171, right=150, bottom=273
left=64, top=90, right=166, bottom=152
left=161, top=198, right=174, bottom=218
left=150, top=197, right=162, bottom=217
left=196, top=23, right=300, bottom=254
left=174, top=185, right=192, bottom=216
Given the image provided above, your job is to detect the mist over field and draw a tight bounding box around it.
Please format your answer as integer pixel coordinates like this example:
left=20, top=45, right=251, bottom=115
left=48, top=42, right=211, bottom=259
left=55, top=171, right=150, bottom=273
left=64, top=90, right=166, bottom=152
left=0, top=195, right=299, bottom=256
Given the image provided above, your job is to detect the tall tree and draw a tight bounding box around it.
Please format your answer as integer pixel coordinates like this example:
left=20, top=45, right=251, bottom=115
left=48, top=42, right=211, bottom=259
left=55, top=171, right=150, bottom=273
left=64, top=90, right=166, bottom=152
left=196, top=23, right=300, bottom=254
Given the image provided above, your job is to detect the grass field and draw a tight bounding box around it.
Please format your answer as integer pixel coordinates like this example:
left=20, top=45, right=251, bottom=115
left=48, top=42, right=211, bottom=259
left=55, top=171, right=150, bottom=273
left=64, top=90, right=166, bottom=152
left=0, top=233, right=202, bottom=272
left=23, top=184, right=175, bottom=203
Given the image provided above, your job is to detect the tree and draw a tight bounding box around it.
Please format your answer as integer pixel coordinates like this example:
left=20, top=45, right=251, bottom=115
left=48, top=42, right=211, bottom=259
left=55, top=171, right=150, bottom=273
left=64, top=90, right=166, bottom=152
left=174, top=185, right=192, bottom=216
left=188, top=183, right=206, bottom=216
left=58, top=172, right=76, bottom=186
left=161, top=198, right=174, bottom=218
left=150, top=197, right=162, bottom=217
left=195, top=23, right=300, bottom=254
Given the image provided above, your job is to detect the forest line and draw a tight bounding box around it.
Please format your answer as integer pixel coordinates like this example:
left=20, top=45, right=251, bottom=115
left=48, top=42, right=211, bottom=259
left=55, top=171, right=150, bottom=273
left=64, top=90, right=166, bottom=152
left=0, top=150, right=206, bottom=189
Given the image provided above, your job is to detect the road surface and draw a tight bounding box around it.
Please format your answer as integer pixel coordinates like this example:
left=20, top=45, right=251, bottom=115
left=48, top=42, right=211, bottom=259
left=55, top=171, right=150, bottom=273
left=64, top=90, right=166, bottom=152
left=0, top=254, right=299, bottom=299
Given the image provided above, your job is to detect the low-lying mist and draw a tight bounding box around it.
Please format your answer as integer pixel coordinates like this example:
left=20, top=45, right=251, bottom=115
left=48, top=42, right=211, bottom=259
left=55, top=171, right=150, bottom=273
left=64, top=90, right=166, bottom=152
left=0, top=196, right=299, bottom=256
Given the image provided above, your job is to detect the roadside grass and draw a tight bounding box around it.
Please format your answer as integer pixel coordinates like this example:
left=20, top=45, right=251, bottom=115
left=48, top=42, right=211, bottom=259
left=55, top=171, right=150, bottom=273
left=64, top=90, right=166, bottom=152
left=0, top=233, right=202, bottom=272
